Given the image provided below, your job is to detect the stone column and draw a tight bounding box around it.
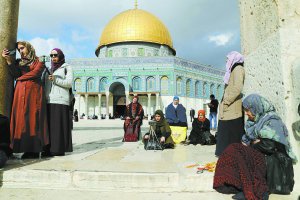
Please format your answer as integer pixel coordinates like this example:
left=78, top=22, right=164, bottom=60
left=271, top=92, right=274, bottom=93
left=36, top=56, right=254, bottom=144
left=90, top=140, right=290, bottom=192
left=98, top=94, right=102, bottom=119
left=85, top=94, right=88, bottom=118
left=147, top=93, right=151, bottom=120
left=125, top=91, right=129, bottom=105
left=155, top=93, right=160, bottom=110
left=105, top=92, right=109, bottom=119
left=0, top=0, right=20, bottom=117
left=78, top=95, right=81, bottom=116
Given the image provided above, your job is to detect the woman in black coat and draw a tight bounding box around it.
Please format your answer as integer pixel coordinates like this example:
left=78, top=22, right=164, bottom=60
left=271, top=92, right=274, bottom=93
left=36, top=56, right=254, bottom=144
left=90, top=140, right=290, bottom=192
left=188, top=110, right=215, bottom=145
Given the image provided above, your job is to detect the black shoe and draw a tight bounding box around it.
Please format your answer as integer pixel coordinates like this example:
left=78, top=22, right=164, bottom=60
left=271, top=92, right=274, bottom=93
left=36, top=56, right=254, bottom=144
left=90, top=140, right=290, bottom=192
left=41, top=151, right=53, bottom=158
left=21, top=152, right=40, bottom=159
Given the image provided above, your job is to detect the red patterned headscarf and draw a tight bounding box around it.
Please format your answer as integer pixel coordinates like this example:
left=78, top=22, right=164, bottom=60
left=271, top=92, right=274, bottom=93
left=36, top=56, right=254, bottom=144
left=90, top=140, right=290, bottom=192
left=197, top=110, right=206, bottom=122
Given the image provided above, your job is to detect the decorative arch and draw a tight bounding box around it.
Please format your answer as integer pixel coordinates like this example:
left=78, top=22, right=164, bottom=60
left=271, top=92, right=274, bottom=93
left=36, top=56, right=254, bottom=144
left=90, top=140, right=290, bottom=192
left=146, top=76, right=155, bottom=91
left=132, top=76, right=142, bottom=91
left=186, top=79, right=191, bottom=97
left=216, top=84, right=222, bottom=99
left=176, top=77, right=183, bottom=95
left=100, top=77, right=108, bottom=92
left=203, top=82, right=208, bottom=98
left=87, top=77, right=95, bottom=92
left=195, top=81, right=200, bottom=97
left=74, top=78, right=82, bottom=92
left=160, top=76, right=169, bottom=95
left=210, top=83, right=215, bottom=96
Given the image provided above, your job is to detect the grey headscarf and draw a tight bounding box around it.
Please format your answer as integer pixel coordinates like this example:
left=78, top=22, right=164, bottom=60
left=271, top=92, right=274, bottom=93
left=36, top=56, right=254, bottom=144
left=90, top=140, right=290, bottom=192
left=242, top=94, right=297, bottom=163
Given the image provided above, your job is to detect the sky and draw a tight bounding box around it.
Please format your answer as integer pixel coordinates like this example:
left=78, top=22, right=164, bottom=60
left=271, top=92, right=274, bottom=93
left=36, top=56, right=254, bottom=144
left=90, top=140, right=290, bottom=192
left=17, top=0, right=241, bottom=69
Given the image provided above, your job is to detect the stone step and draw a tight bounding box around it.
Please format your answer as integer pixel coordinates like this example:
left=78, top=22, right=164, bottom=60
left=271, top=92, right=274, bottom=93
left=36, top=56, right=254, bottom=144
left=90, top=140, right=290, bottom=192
left=1, top=167, right=214, bottom=192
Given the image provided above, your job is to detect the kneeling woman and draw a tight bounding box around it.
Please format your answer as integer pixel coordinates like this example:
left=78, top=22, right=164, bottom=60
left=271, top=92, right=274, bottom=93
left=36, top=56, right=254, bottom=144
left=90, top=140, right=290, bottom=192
left=213, top=94, right=297, bottom=200
left=143, top=110, right=174, bottom=149
left=188, top=110, right=215, bottom=145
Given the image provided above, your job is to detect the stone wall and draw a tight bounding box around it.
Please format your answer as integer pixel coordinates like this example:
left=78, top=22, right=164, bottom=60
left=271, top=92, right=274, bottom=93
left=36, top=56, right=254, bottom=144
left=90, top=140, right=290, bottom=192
left=239, top=0, right=300, bottom=157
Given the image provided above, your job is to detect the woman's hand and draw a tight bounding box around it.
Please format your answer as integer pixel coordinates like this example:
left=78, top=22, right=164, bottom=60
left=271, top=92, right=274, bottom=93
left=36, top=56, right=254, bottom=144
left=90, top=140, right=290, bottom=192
left=252, top=139, right=260, bottom=144
left=48, top=75, right=55, bottom=81
left=1, top=49, right=12, bottom=65
left=241, top=141, right=247, bottom=146
left=160, top=137, right=165, bottom=143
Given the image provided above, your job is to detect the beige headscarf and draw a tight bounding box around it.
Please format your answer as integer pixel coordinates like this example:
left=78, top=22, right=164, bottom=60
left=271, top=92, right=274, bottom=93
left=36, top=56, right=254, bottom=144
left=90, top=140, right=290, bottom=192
left=17, top=41, right=37, bottom=67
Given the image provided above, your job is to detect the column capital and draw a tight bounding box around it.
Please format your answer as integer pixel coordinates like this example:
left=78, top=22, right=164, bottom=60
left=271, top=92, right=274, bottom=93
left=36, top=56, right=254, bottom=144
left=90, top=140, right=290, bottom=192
left=147, top=93, right=151, bottom=97
left=98, top=94, right=102, bottom=97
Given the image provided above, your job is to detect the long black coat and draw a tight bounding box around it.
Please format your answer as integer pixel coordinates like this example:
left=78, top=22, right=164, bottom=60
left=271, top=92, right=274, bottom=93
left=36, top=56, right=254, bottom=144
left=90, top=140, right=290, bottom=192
left=189, top=118, right=211, bottom=145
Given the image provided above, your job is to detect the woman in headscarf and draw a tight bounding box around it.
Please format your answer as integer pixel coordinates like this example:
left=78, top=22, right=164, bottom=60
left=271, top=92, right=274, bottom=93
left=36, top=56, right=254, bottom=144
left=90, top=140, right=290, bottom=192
left=188, top=110, right=215, bottom=145
left=1, top=41, right=49, bottom=159
left=123, top=95, right=144, bottom=141
left=43, top=48, right=73, bottom=156
left=213, top=94, right=296, bottom=200
left=143, top=110, right=173, bottom=149
left=215, top=51, right=245, bottom=156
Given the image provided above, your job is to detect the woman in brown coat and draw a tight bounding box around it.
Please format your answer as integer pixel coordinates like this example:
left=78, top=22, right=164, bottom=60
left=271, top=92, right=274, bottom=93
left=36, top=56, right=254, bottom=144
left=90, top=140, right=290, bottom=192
left=215, top=51, right=245, bottom=156
left=2, top=41, right=49, bottom=159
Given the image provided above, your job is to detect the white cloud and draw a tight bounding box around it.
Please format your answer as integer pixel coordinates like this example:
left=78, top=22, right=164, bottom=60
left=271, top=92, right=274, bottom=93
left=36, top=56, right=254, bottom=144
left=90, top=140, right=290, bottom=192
left=71, top=31, right=90, bottom=42
left=208, top=33, right=234, bottom=46
left=29, top=37, right=77, bottom=58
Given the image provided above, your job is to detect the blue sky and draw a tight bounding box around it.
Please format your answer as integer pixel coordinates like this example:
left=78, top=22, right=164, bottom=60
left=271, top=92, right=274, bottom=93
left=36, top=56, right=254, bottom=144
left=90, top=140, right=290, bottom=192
left=18, top=0, right=240, bottom=69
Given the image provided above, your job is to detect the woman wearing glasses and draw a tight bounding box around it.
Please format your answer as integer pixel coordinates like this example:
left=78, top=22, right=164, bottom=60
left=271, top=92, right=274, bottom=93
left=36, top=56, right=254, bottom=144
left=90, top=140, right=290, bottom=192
left=1, top=41, right=49, bottom=159
left=43, top=48, right=73, bottom=156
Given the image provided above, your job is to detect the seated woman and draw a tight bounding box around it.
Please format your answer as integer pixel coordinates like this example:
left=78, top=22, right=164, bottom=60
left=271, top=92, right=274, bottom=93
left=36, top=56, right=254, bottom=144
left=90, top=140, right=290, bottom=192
left=143, top=110, right=174, bottom=149
left=213, top=94, right=297, bottom=200
left=188, top=110, right=215, bottom=145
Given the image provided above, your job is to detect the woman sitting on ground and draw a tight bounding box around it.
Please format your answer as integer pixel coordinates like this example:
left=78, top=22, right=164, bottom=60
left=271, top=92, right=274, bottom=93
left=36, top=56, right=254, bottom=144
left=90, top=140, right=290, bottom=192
left=213, top=94, right=297, bottom=200
left=188, top=110, right=215, bottom=145
left=143, top=110, right=174, bottom=149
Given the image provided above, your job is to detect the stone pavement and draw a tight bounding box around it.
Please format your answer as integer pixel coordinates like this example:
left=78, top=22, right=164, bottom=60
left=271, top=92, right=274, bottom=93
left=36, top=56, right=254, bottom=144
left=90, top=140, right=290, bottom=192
left=0, top=119, right=299, bottom=200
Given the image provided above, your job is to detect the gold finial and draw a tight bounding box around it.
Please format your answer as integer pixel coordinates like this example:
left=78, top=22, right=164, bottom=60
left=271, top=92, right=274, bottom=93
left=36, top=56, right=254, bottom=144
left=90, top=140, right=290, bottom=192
left=134, top=0, right=138, bottom=9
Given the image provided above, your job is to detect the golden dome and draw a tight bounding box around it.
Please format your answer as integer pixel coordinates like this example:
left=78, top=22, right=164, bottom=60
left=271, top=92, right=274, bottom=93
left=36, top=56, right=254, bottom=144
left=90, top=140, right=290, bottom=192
left=96, top=9, right=175, bottom=55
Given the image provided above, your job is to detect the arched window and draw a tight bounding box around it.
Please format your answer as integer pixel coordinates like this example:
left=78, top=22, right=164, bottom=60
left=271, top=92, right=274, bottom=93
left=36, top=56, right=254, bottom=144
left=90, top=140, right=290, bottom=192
left=146, top=76, right=155, bottom=91
left=87, top=78, right=95, bottom=92
left=132, top=76, right=141, bottom=90
left=74, top=78, right=82, bottom=92
left=99, top=77, right=108, bottom=92
left=210, top=84, right=215, bottom=96
left=195, top=81, right=200, bottom=97
left=186, top=79, right=191, bottom=97
left=160, top=76, right=169, bottom=95
left=216, top=85, right=222, bottom=99
left=176, top=77, right=182, bottom=95
left=203, top=82, right=208, bottom=97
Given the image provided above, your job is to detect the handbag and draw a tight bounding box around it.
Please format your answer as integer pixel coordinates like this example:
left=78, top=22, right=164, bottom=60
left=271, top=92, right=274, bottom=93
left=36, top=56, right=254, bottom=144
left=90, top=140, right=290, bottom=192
left=144, top=139, right=164, bottom=150
left=252, top=138, right=294, bottom=194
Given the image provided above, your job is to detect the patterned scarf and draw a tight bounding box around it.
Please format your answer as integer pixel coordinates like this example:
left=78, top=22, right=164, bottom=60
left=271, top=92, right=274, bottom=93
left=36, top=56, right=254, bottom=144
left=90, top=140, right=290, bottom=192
left=242, top=94, right=297, bottom=163
left=17, top=41, right=37, bottom=67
